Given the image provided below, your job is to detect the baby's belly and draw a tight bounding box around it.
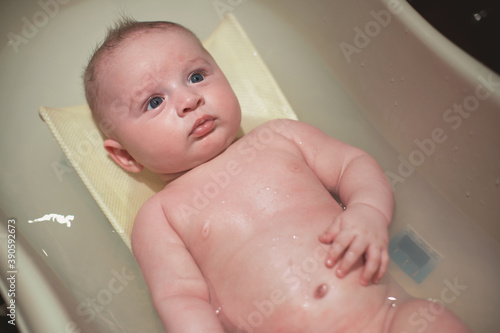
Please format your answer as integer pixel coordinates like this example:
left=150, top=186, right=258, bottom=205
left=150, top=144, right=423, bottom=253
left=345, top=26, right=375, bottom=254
left=205, top=218, right=391, bottom=333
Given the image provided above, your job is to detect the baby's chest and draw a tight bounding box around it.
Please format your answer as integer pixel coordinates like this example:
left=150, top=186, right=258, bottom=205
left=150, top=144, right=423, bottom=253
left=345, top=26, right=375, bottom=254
left=178, top=149, right=320, bottom=220
left=166, top=147, right=339, bottom=259
left=206, top=143, right=314, bottom=195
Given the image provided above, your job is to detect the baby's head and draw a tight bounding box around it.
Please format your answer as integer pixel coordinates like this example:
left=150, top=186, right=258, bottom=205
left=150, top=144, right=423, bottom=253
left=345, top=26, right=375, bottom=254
left=84, top=18, right=241, bottom=180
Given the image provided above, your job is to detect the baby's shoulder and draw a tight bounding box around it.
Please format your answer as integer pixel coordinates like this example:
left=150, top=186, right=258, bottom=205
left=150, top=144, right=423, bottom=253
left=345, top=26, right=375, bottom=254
left=252, top=118, right=300, bottom=134
left=241, top=118, right=301, bottom=144
left=135, top=191, right=167, bottom=222
left=243, top=118, right=316, bottom=150
left=250, top=118, right=317, bottom=141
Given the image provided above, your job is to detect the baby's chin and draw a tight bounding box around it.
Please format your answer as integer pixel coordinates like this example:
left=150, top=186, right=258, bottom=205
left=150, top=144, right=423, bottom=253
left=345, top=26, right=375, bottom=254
left=157, top=126, right=240, bottom=179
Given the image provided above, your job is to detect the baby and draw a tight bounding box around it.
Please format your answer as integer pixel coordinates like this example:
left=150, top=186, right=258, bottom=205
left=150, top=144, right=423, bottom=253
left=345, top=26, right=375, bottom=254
left=83, top=18, right=472, bottom=333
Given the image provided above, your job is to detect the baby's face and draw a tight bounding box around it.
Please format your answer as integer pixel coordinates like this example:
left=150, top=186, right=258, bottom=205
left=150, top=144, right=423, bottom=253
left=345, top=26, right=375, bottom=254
left=99, top=29, right=241, bottom=177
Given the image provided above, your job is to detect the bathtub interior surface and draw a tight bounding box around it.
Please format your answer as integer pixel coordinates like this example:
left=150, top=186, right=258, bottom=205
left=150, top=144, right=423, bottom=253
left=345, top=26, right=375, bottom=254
left=247, top=2, right=500, bottom=331
left=0, top=0, right=499, bottom=332
left=255, top=0, right=500, bottom=243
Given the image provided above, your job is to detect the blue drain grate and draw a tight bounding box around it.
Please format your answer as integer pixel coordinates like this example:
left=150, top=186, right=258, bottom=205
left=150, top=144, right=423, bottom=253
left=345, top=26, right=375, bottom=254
left=389, top=226, right=442, bottom=283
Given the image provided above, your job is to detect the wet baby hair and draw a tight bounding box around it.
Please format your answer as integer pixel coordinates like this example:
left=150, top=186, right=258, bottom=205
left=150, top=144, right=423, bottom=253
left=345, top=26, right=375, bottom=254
left=82, top=16, right=202, bottom=137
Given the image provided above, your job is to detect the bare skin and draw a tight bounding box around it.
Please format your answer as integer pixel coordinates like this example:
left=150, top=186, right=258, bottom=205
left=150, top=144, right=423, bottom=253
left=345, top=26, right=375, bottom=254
left=132, top=121, right=471, bottom=333
left=93, top=27, right=472, bottom=333
left=133, top=121, right=393, bottom=332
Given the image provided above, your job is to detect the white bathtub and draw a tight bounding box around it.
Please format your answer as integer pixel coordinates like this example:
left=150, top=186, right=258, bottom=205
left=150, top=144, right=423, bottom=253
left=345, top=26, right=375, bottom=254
left=0, top=0, right=499, bottom=332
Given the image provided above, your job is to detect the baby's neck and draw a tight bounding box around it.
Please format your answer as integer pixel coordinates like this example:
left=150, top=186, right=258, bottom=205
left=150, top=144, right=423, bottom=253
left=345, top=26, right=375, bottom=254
left=158, top=134, right=241, bottom=183
left=159, top=170, right=189, bottom=183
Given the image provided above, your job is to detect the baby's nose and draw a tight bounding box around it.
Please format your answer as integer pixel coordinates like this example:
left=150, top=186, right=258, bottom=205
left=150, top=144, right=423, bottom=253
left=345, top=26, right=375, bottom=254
left=176, top=90, right=203, bottom=116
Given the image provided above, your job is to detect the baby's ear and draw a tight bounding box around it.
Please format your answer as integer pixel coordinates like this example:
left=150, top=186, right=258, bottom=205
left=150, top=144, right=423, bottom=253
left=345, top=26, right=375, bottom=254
left=103, top=139, right=143, bottom=173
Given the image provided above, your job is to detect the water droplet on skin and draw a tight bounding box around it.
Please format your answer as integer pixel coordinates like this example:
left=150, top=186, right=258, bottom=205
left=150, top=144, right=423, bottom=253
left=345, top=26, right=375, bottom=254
left=465, top=191, right=471, bottom=198
left=390, top=78, right=394, bottom=83
left=215, top=307, right=222, bottom=315
left=202, top=222, right=210, bottom=239
left=387, top=296, right=398, bottom=307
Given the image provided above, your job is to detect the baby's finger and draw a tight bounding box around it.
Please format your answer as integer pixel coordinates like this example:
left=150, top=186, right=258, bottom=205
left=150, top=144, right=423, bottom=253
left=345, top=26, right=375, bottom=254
left=373, top=250, right=389, bottom=284
left=335, top=237, right=368, bottom=278
left=360, top=246, right=381, bottom=285
left=324, top=231, right=353, bottom=268
left=318, top=221, right=341, bottom=245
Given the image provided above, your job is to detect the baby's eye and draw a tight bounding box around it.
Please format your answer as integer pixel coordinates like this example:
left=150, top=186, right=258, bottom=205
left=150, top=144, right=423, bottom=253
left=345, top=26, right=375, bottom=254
left=147, top=97, right=164, bottom=111
left=189, top=72, right=205, bottom=84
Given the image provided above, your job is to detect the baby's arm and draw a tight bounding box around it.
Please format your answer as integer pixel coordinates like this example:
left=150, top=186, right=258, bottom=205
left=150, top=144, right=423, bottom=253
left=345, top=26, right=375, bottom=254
left=272, top=119, right=394, bottom=285
left=132, top=196, right=225, bottom=333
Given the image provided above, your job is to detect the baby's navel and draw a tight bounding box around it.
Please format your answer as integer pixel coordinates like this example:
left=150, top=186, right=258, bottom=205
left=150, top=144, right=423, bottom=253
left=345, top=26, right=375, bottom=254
left=314, top=284, right=329, bottom=299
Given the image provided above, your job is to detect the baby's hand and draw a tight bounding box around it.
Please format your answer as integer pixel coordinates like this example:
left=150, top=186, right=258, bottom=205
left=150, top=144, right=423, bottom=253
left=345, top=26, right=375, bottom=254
left=318, top=203, right=389, bottom=285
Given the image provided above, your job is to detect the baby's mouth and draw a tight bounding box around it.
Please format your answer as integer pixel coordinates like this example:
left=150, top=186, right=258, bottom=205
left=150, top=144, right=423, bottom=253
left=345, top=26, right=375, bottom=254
left=190, top=115, right=216, bottom=138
